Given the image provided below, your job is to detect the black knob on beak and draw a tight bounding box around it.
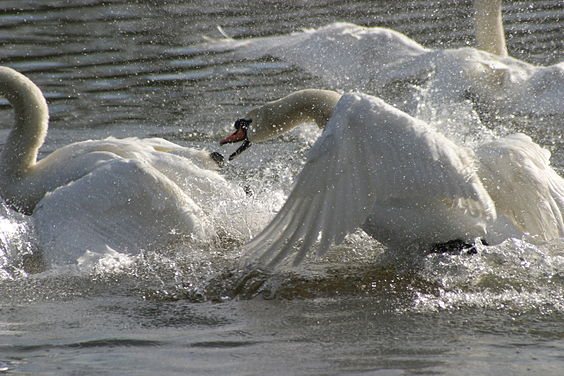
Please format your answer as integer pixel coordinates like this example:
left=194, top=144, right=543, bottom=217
left=209, top=152, right=225, bottom=168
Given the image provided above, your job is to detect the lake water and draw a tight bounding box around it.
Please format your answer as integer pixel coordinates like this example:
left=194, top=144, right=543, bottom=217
left=1, top=0, right=563, bottom=375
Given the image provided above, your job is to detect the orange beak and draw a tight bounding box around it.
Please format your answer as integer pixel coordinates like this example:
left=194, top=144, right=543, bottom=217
left=219, top=118, right=253, bottom=160
left=220, top=127, right=246, bottom=145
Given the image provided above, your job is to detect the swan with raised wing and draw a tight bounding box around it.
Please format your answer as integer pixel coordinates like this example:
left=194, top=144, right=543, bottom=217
left=0, top=66, right=233, bottom=266
left=220, top=89, right=564, bottom=267
left=214, top=0, right=562, bottom=117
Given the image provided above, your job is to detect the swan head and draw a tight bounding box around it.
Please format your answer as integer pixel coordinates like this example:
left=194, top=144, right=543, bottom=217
left=219, top=118, right=253, bottom=160
left=220, top=89, right=341, bottom=160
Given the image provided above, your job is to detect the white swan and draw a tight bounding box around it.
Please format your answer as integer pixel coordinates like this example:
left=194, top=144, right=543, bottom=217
left=0, top=66, right=231, bottom=266
left=220, top=89, right=564, bottom=267
left=210, top=2, right=563, bottom=117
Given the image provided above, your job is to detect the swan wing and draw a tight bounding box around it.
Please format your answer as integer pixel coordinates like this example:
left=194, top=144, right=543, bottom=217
left=33, top=157, right=205, bottom=266
left=212, top=23, right=430, bottom=92
left=244, top=93, right=495, bottom=267
left=477, top=133, right=564, bottom=240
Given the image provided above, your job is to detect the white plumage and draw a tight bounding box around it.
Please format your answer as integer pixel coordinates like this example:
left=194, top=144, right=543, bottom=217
left=0, top=66, right=233, bottom=266
left=476, top=134, right=564, bottom=240
left=221, top=90, right=564, bottom=267
left=211, top=1, right=563, bottom=117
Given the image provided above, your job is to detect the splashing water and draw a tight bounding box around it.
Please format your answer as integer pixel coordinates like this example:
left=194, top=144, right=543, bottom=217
left=1, top=110, right=563, bottom=314
left=1, top=18, right=562, bottom=315
left=0, top=203, right=37, bottom=280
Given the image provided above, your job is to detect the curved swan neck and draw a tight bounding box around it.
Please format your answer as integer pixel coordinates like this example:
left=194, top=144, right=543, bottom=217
left=0, top=67, right=48, bottom=176
left=245, top=89, right=341, bottom=143
left=474, top=0, right=508, bottom=57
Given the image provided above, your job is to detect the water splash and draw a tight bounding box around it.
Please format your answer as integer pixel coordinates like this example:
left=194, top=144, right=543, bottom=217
left=412, top=237, right=564, bottom=313
left=0, top=203, right=37, bottom=280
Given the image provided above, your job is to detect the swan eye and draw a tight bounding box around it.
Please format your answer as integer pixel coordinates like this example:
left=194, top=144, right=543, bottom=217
left=234, top=118, right=252, bottom=130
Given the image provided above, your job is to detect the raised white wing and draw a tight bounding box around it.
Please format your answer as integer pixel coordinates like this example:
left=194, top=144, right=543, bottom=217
left=243, top=93, right=495, bottom=267
left=476, top=133, right=564, bottom=240
left=33, top=157, right=205, bottom=266
left=212, top=23, right=430, bottom=92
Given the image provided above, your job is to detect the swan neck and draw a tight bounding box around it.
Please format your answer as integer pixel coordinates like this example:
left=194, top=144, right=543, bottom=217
left=247, top=89, right=341, bottom=143
left=474, top=0, right=508, bottom=57
left=0, top=67, right=48, bottom=177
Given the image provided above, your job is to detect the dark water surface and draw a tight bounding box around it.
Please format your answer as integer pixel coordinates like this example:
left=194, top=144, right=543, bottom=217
left=1, top=1, right=563, bottom=375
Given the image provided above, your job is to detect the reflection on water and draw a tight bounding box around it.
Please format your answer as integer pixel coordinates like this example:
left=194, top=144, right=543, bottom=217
left=1, top=0, right=563, bottom=375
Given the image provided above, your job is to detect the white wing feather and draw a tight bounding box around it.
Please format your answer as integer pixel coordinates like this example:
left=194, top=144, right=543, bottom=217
left=243, top=93, right=495, bottom=267
left=476, top=133, right=564, bottom=240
